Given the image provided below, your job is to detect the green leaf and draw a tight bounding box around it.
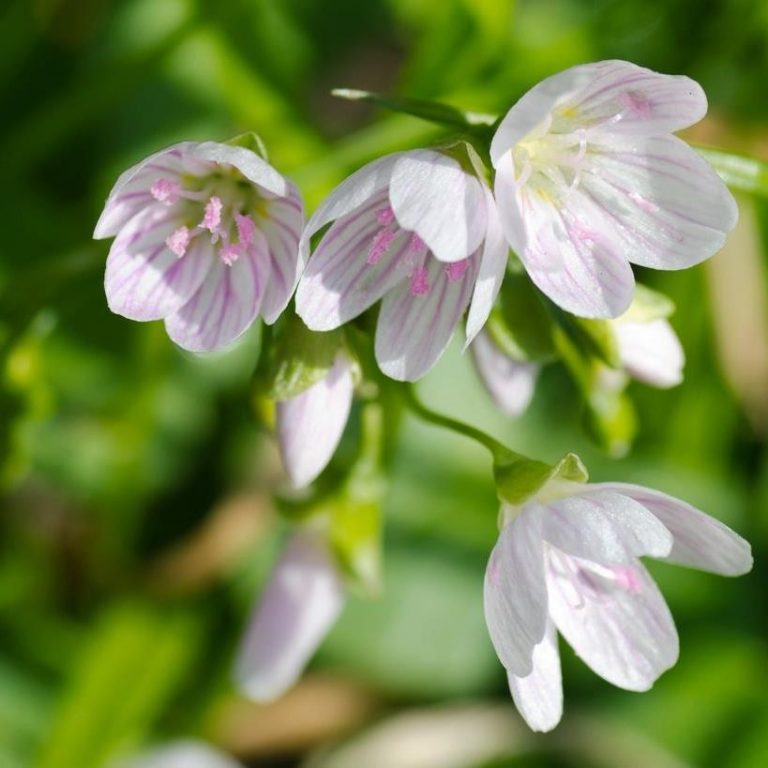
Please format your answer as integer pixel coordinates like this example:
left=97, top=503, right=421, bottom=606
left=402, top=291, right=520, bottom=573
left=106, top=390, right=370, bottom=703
left=696, top=146, right=768, bottom=198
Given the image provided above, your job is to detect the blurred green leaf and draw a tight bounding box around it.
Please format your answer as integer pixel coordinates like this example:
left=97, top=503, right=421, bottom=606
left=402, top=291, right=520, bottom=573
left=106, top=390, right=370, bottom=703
left=697, top=146, right=768, bottom=198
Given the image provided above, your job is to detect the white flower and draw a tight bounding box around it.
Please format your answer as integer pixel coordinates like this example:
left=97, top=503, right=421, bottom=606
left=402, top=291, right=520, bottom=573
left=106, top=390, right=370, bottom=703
left=276, top=353, right=355, bottom=488
left=296, top=147, right=508, bottom=381
left=490, top=60, right=737, bottom=318
left=95, top=141, right=304, bottom=352
left=234, top=531, right=344, bottom=701
left=115, top=741, right=241, bottom=768
left=484, top=480, right=752, bottom=732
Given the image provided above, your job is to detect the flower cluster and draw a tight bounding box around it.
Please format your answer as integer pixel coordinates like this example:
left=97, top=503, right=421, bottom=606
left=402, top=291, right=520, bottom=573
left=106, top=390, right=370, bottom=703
left=95, top=60, right=751, bottom=733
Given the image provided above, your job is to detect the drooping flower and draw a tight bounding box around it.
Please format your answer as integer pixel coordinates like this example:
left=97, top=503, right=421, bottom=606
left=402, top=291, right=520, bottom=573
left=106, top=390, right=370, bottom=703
left=94, top=141, right=304, bottom=352
left=276, top=353, right=355, bottom=488
left=490, top=60, right=737, bottom=318
left=473, top=312, right=684, bottom=415
left=484, top=479, right=752, bottom=732
left=295, top=146, right=509, bottom=381
left=116, top=741, right=241, bottom=768
left=234, top=531, right=344, bottom=701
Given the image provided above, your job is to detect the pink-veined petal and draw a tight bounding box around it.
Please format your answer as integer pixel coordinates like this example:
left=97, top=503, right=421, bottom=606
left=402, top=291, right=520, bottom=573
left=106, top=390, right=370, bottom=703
left=234, top=532, right=344, bottom=701
left=105, top=208, right=211, bottom=321
left=615, top=318, right=684, bottom=388
left=187, top=142, right=288, bottom=197
left=465, top=189, right=509, bottom=346
left=593, top=483, right=753, bottom=576
left=580, top=134, right=737, bottom=270
left=165, top=232, right=269, bottom=352
left=546, top=549, right=679, bottom=691
left=299, top=153, right=402, bottom=262
left=502, top=170, right=636, bottom=318
left=388, top=149, right=487, bottom=263
left=374, top=253, right=478, bottom=381
left=507, top=619, right=563, bottom=733
left=542, top=491, right=673, bottom=563
left=471, top=332, right=539, bottom=417
left=259, top=183, right=305, bottom=324
left=483, top=509, right=548, bottom=677
left=296, top=193, right=411, bottom=331
left=276, top=354, right=354, bottom=488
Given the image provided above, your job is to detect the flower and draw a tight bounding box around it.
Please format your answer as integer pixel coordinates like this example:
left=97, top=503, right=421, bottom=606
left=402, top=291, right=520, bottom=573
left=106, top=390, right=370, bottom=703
left=276, top=353, right=355, bottom=488
left=234, top=531, right=344, bottom=701
left=295, top=146, right=508, bottom=381
left=94, top=141, right=304, bottom=352
left=484, top=479, right=752, bottom=732
left=490, top=60, right=737, bottom=318
left=116, top=741, right=241, bottom=768
left=473, top=312, right=684, bottom=415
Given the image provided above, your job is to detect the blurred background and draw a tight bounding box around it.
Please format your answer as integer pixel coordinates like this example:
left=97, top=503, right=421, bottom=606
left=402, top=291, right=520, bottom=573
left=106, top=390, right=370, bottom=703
left=1, top=0, right=767, bottom=766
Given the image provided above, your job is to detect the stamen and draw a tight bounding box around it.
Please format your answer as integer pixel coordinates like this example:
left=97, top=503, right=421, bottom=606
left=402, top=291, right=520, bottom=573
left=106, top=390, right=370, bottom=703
left=611, top=565, right=642, bottom=593
left=408, top=232, right=428, bottom=256
left=166, top=226, right=191, bottom=258
left=445, top=259, right=470, bottom=282
left=219, top=243, right=242, bottom=266
left=368, top=228, right=395, bottom=265
left=376, top=206, right=395, bottom=226
left=410, top=266, right=430, bottom=296
left=202, top=196, right=223, bottom=234
left=235, top=213, right=257, bottom=247
left=150, top=179, right=181, bottom=205
left=618, top=90, right=652, bottom=120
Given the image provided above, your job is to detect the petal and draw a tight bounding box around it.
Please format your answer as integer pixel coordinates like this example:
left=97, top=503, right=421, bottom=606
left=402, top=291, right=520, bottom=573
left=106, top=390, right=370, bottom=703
left=234, top=532, right=344, bottom=701
left=594, top=483, right=753, bottom=576
left=258, top=183, right=305, bottom=324
left=374, top=253, right=478, bottom=381
left=120, top=741, right=242, bottom=768
left=186, top=141, right=288, bottom=197
left=299, top=153, right=401, bottom=261
left=105, top=208, right=211, bottom=321
left=276, top=354, right=354, bottom=488
left=388, top=149, right=487, bottom=263
left=483, top=508, right=548, bottom=677
left=542, top=490, right=673, bottom=563
left=546, top=550, right=679, bottom=691
left=498, top=160, right=636, bottom=318
left=296, top=192, right=411, bottom=331
left=507, top=619, right=563, bottom=732
left=580, top=135, right=738, bottom=270
left=165, top=233, right=269, bottom=352
left=94, top=143, right=195, bottom=239
left=471, top=332, right=539, bottom=417
left=615, top=318, right=684, bottom=388
left=464, top=188, right=509, bottom=346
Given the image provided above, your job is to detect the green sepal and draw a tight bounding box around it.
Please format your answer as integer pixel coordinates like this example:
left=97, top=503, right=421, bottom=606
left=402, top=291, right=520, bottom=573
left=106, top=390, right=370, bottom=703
left=226, top=131, right=269, bottom=161
left=493, top=447, right=588, bottom=506
left=258, top=314, right=347, bottom=401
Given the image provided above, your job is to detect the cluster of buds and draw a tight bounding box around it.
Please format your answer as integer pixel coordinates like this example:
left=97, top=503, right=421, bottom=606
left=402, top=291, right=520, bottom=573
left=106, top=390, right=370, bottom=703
left=95, top=60, right=751, bottom=734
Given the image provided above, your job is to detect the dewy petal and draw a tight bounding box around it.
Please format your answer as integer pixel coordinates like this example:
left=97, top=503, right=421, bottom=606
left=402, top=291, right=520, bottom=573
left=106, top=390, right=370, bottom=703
left=296, top=192, right=411, bottom=331
left=374, top=254, right=479, bottom=381
left=471, top=332, right=539, bottom=417
left=258, top=183, right=305, bottom=324
left=276, top=354, right=354, bottom=488
left=94, top=143, right=194, bottom=239
left=546, top=550, right=679, bottom=691
left=187, top=141, right=288, bottom=197
left=506, top=172, right=636, bottom=318
left=580, top=135, right=738, bottom=270
left=507, top=619, right=563, bottom=733
left=542, top=491, right=673, bottom=563
left=388, top=150, right=487, bottom=263
left=165, top=232, right=269, bottom=352
left=105, top=207, right=211, bottom=321
left=594, top=483, right=753, bottom=576
left=465, top=188, right=509, bottom=346
left=615, top=318, right=684, bottom=388
left=483, top=508, right=548, bottom=677
left=299, top=153, right=402, bottom=261
left=234, top=532, right=344, bottom=701
left=120, top=741, right=242, bottom=768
